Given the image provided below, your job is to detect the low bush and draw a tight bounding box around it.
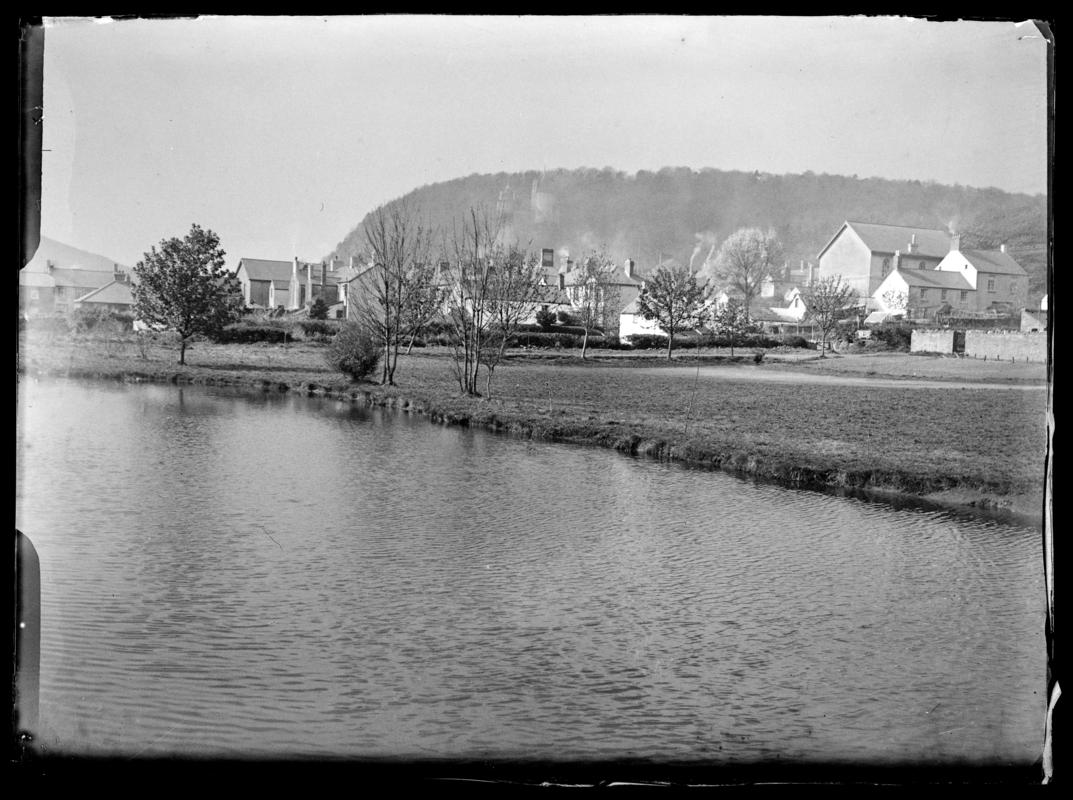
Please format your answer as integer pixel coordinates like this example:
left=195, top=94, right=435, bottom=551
left=69, top=307, right=134, bottom=333
left=507, top=331, right=587, bottom=348
left=773, top=334, right=812, bottom=349
left=308, top=297, right=330, bottom=320
left=535, top=308, right=557, bottom=330
left=870, top=322, right=914, bottom=351
left=625, top=334, right=671, bottom=350
left=215, top=324, right=291, bottom=344
left=295, top=319, right=339, bottom=340
left=325, top=323, right=381, bottom=381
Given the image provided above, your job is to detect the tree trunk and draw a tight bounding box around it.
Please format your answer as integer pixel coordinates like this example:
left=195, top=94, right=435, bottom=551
left=581, top=327, right=589, bottom=360
left=179, top=337, right=187, bottom=365
left=666, top=336, right=673, bottom=360
left=819, top=334, right=827, bottom=358
left=405, top=330, right=417, bottom=355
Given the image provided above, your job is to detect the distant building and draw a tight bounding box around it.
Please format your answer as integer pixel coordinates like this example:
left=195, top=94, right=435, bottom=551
left=815, top=221, right=951, bottom=302
left=234, top=256, right=345, bottom=314
left=933, top=235, right=1029, bottom=313
left=72, top=278, right=135, bottom=314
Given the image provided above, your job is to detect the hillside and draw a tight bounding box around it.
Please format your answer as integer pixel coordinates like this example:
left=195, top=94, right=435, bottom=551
left=329, top=168, right=1048, bottom=299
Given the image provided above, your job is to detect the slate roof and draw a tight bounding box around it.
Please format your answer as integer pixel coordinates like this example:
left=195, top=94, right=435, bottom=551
left=74, top=279, right=134, bottom=305
left=236, top=258, right=295, bottom=288
left=818, top=221, right=951, bottom=260
left=959, top=248, right=1028, bottom=276
left=237, top=258, right=343, bottom=289
left=49, top=268, right=117, bottom=290
left=889, top=268, right=974, bottom=291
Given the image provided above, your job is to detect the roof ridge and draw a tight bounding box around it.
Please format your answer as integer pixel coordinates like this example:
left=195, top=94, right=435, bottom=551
left=846, top=220, right=949, bottom=233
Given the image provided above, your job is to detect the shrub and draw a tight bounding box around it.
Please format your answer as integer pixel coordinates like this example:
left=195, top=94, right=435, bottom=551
left=774, top=334, right=811, bottom=349
left=556, top=310, right=578, bottom=326
left=535, top=308, right=557, bottom=330
left=214, top=324, right=291, bottom=344
left=626, top=334, right=671, bottom=350
left=506, top=331, right=585, bottom=348
left=296, top=319, right=338, bottom=340
left=870, top=322, right=914, bottom=351
left=308, top=297, right=329, bottom=320
left=325, top=323, right=381, bottom=381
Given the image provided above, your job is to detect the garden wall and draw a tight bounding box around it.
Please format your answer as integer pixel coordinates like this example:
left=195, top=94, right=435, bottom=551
left=964, top=330, right=1047, bottom=363
left=910, top=329, right=955, bottom=354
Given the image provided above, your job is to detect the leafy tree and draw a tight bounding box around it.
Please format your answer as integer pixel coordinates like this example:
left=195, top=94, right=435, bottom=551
left=569, top=247, right=621, bottom=359
left=710, top=298, right=761, bottom=357
left=801, top=275, right=859, bottom=357
left=132, top=223, right=244, bottom=364
left=308, top=297, right=329, bottom=320
left=700, top=227, right=783, bottom=320
left=635, top=263, right=711, bottom=359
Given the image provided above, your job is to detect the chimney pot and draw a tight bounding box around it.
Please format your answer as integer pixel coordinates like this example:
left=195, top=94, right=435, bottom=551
left=558, top=273, right=565, bottom=291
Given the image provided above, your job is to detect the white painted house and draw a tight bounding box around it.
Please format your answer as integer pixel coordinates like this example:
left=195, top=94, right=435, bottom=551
left=933, top=235, right=1029, bottom=312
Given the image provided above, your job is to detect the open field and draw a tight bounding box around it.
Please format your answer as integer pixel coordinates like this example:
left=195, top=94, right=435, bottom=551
left=18, top=329, right=1049, bottom=521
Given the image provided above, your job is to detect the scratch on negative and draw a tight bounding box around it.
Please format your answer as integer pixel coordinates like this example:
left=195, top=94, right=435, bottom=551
left=258, top=525, right=283, bottom=551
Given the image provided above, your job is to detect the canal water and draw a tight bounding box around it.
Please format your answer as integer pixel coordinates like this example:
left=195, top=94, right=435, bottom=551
left=15, top=378, right=1046, bottom=763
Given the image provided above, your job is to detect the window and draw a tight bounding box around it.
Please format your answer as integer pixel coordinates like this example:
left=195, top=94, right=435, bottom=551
left=919, top=287, right=928, bottom=299
left=30, top=289, right=39, bottom=300
left=881, top=257, right=891, bottom=276
left=987, top=279, right=996, bottom=292
left=918, top=261, right=926, bottom=270
left=960, top=290, right=969, bottom=301
left=940, top=289, right=948, bottom=301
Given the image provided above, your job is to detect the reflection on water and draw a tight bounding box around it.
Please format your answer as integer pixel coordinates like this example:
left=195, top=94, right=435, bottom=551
left=15, top=378, right=1046, bottom=762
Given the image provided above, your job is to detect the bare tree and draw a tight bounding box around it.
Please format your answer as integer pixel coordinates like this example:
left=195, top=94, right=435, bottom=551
left=441, top=207, right=499, bottom=396
left=701, top=227, right=783, bottom=319
left=348, top=202, right=437, bottom=385
left=568, top=247, right=621, bottom=360
left=801, top=275, right=859, bottom=358
left=482, top=244, right=545, bottom=397
left=635, top=263, right=711, bottom=359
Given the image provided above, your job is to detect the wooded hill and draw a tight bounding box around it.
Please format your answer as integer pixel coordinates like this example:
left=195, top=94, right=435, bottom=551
left=329, top=167, right=1049, bottom=300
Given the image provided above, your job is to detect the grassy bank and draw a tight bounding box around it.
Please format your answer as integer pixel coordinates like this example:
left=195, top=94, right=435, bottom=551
left=17, top=330, right=1048, bottom=522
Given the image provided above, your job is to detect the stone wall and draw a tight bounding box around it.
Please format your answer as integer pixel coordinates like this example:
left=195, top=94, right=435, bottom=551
left=910, top=329, right=955, bottom=354
left=964, top=330, right=1048, bottom=362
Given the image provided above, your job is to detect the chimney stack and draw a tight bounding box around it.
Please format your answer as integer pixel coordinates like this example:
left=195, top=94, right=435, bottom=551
left=558, top=273, right=565, bottom=291
left=908, top=233, right=917, bottom=253
left=293, top=255, right=299, bottom=279
left=1000, top=243, right=1007, bottom=254
left=624, top=258, right=634, bottom=278
left=950, top=234, right=961, bottom=253
left=807, top=264, right=814, bottom=285
left=893, top=250, right=901, bottom=271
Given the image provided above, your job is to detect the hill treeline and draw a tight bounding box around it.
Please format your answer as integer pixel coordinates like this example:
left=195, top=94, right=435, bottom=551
left=329, top=167, right=1048, bottom=298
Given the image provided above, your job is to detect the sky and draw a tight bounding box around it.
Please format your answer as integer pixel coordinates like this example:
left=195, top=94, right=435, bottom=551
left=37, top=15, right=1050, bottom=270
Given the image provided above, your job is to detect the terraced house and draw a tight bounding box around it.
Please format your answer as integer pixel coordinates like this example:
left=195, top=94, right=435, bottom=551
left=871, top=233, right=1028, bottom=320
